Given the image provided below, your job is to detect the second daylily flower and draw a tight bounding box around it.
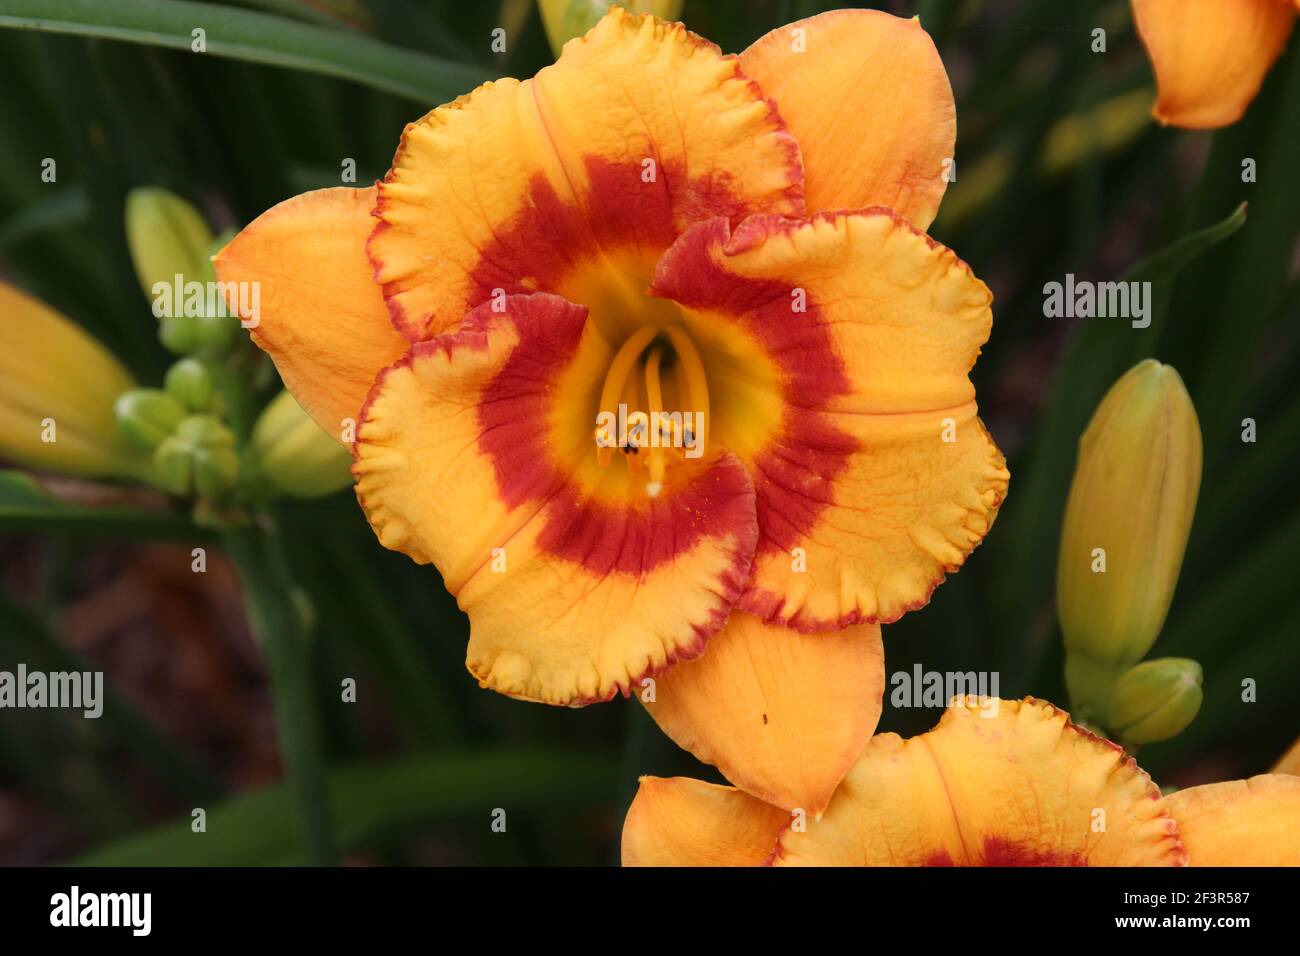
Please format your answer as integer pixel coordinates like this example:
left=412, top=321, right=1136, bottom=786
left=624, top=697, right=1300, bottom=866
left=215, top=7, right=1008, bottom=812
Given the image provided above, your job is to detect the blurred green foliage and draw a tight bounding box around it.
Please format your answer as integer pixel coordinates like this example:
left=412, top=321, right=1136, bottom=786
left=0, top=0, right=1296, bottom=865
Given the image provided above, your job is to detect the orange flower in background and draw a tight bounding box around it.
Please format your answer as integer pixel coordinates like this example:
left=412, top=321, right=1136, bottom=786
left=1133, top=0, right=1299, bottom=128
left=215, top=7, right=1008, bottom=813
left=623, top=697, right=1300, bottom=866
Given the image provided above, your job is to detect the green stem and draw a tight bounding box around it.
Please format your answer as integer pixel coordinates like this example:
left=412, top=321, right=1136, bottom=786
left=222, top=517, right=336, bottom=865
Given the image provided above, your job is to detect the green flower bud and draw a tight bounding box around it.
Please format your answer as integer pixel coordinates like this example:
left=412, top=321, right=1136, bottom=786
left=125, top=188, right=215, bottom=301
left=159, top=315, right=202, bottom=355
left=113, top=388, right=187, bottom=453
left=193, top=446, right=240, bottom=500
left=251, top=390, right=353, bottom=498
left=152, top=435, right=195, bottom=496
left=1108, top=657, right=1203, bottom=746
left=1058, top=360, right=1202, bottom=717
left=152, top=415, right=238, bottom=498
left=0, top=283, right=149, bottom=480
left=193, top=312, right=240, bottom=354
left=175, top=414, right=235, bottom=450
left=164, top=358, right=214, bottom=412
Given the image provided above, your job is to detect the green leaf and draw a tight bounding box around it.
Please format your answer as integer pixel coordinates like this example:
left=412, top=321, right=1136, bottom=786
left=72, top=749, right=619, bottom=865
left=1125, top=202, right=1248, bottom=287
left=1181, top=42, right=1300, bottom=463
left=0, top=186, right=89, bottom=250
left=0, top=470, right=205, bottom=540
left=0, top=0, right=493, bottom=103
left=225, top=0, right=365, bottom=29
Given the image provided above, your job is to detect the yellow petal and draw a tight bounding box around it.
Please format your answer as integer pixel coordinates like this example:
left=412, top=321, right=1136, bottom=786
left=622, top=776, right=787, bottom=866
left=213, top=186, right=409, bottom=439
left=353, top=292, right=758, bottom=706
left=651, top=211, right=1007, bottom=630
left=644, top=611, right=883, bottom=815
left=740, top=10, right=954, bottom=228
left=1166, top=775, right=1300, bottom=865
left=776, top=697, right=1186, bottom=866
left=370, top=5, right=803, bottom=341
left=0, top=283, right=144, bottom=479
left=1133, top=0, right=1297, bottom=129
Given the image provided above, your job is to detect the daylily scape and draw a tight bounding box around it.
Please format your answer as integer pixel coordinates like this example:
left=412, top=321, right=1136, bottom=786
left=215, top=5, right=1008, bottom=815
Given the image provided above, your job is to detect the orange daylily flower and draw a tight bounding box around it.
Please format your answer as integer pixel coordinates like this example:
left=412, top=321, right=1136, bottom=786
left=214, top=7, right=1007, bottom=813
left=1133, top=0, right=1299, bottom=129
left=623, top=697, right=1300, bottom=866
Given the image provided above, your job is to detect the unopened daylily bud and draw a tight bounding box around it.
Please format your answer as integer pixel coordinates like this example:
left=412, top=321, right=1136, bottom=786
left=1058, top=360, right=1202, bottom=717
left=114, top=388, right=187, bottom=452
left=251, top=390, right=353, bottom=498
left=164, top=358, right=214, bottom=412
left=125, top=188, right=215, bottom=301
left=193, top=313, right=240, bottom=354
left=152, top=415, right=238, bottom=498
left=538, top=0, right=684, bottom=57
left=0, top=282, right=148, bottom=479
left=159, top=314, right=201, bottom=355
left=1108, top=657, right=1203, bottom=746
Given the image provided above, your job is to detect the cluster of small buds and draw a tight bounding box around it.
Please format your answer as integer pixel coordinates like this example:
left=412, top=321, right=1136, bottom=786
left=107, top=189, right=353, bottom=516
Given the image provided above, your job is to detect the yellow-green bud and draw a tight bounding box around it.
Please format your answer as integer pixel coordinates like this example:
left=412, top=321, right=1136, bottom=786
left=159, top=315, right=201, bottom=355
left=125, top=188, right=215, bottom=302
left=1108, top=657, right=1203, bottom=746
left=193, top=313, right=240, bottom=354
left=1058, top=360, right=1201, bottom=716
left=152, top=415, right=238, bottom=498
left=113, top=388, right=187, bottom=453
left=0, top=283, right=149, bottom=480
left=193, top=446, right=241, bottom=500
left=251, top=390, right=352, bottom=498
left=537, top=0, right=684, bottom=58
left=164, top=358, right=214, bottom=412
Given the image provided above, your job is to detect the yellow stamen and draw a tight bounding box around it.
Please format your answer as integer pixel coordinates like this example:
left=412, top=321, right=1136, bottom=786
left=597, top=324, right=660, bottom=421
left=623, top=367, right=646, bottom=476
left=596, top=324, right=660, bottom=466
left=644, top=347, right=666, bottom=497
left=664, top=326, right=709, bottom=454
